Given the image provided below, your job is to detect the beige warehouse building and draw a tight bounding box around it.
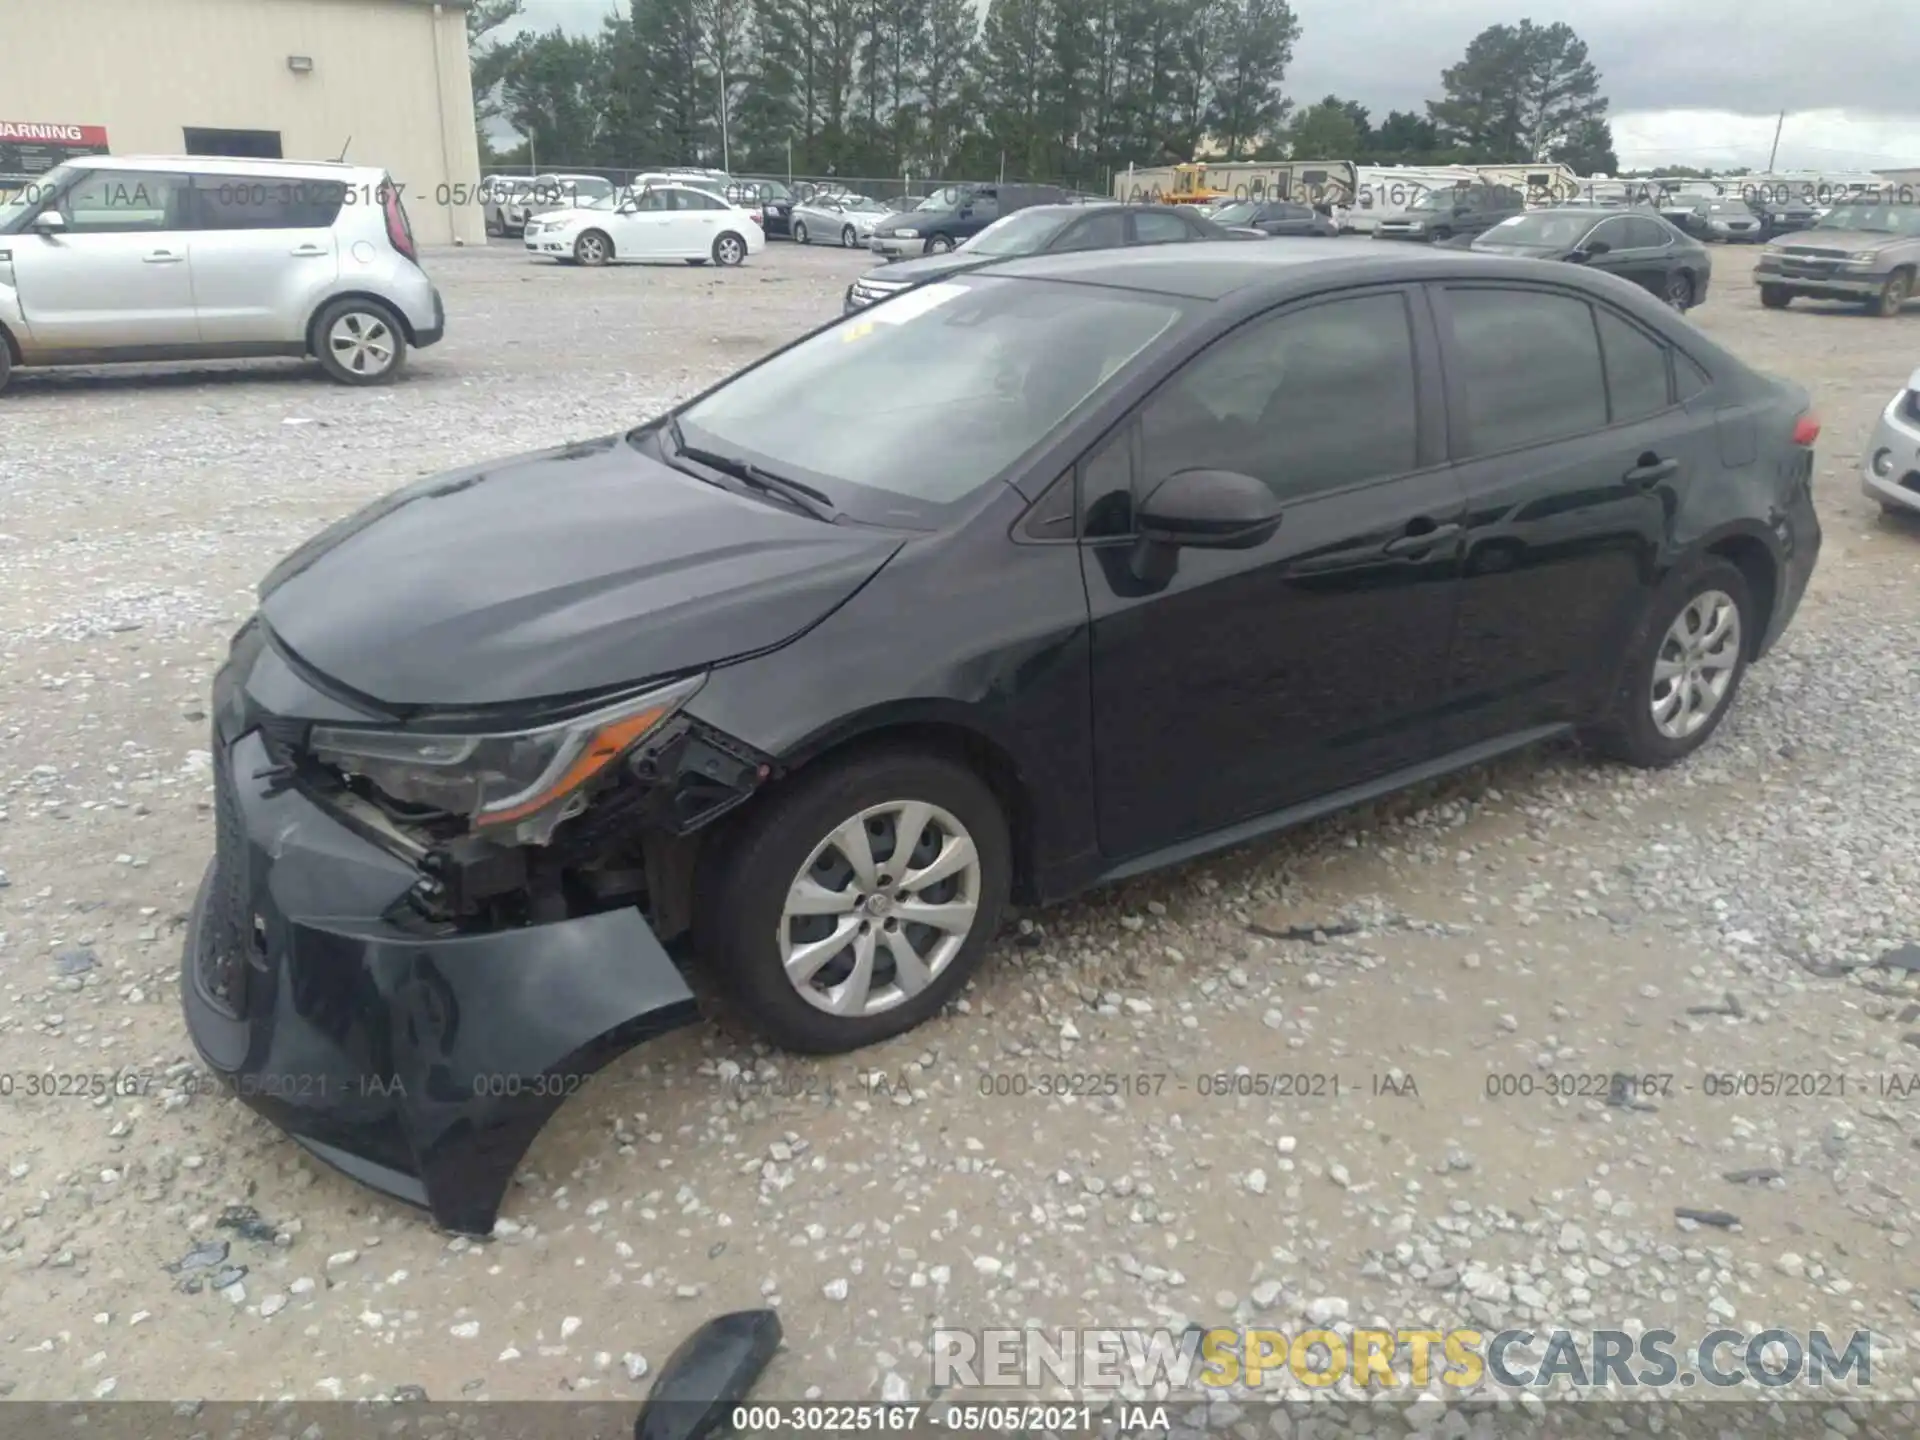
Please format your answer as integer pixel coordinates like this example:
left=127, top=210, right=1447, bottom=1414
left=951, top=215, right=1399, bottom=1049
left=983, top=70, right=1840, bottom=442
left=0, top=0, right=486, bottom=245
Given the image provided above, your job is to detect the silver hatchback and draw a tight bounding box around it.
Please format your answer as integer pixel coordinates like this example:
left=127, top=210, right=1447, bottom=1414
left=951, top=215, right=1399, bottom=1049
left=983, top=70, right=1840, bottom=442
left=1863, top=367, right=1920, bottom=518
left=0, top=154, right=445, bottom=391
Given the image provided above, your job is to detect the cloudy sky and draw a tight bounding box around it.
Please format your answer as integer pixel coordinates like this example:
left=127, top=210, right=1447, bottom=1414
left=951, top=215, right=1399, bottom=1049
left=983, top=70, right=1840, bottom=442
left=505, top=0, right=1920, bottom=172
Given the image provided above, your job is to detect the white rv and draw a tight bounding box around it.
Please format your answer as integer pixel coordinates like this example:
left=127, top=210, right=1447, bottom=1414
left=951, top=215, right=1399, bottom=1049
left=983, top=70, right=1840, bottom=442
left=1345, top=165, right=1474, bottom=233
left=1468, top=163, right=1579, bottom=206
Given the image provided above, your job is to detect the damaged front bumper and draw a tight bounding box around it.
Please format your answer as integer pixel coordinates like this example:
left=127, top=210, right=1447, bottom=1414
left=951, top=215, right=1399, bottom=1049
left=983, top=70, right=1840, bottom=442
left=181, top=721, right=702, bottom=1236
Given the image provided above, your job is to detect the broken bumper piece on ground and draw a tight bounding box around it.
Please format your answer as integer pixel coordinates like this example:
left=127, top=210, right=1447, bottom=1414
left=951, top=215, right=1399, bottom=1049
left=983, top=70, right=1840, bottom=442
left=180, top=729, right=699, bottom=1236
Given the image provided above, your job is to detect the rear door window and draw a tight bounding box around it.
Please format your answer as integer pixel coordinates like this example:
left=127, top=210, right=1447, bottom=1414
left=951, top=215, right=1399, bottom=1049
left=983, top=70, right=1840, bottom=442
left=1131, top=210, right=1192, bottom=245
left=191, top=175, right=345, bottom=229
left=1595, top=308, right=1673, bottom=423
left=1441, top=287, right=1607, bottom=455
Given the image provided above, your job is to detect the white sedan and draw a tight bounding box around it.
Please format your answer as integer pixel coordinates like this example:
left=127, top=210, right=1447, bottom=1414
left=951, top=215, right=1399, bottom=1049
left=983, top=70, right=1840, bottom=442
left=522, top=184, right=766, bottom=267
left=790, top=194, right=893, bottom=248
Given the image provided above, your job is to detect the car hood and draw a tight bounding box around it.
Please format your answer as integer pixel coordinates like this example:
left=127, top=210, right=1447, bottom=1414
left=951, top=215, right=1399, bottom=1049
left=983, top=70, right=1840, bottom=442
left=257, top=434, right=905, bottom=709
left=1774, top=229, right=1904, bottom=251
left=529, top=205, right=606, bottom=226
left=862, top=250, right=992, bottom=284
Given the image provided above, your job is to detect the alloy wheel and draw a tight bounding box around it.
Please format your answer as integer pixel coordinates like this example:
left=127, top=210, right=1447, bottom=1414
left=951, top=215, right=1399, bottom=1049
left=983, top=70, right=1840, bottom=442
left=717, top=235, right=746, bottom=266
left=327, top=312, right=396, bottom=376
left=1650, top=590, right=1741, bottom=740
left=1665, top=272, right=1692, bottom=309
left=777, top=800, right=981, bottom=1018
left=842, top=225, right=859, bottom=247
left=793, top=221, right=809, bottom=245
left=576, top=232, right=609, bottom=265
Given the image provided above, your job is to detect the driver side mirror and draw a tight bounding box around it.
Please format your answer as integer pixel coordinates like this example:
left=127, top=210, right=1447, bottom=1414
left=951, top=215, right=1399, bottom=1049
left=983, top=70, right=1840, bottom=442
left=1137, top=468, right=1283, bottom=550
left=1581, top=238, right=1610, bottom=257
left=31, top=210, right=66, bottom=234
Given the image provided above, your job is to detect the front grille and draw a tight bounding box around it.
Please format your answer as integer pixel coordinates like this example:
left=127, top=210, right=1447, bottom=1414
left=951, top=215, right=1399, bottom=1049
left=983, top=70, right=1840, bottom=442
left=198, top=740, right=256, bottom=1019
left=1782, top=246, right=1846, bottom=259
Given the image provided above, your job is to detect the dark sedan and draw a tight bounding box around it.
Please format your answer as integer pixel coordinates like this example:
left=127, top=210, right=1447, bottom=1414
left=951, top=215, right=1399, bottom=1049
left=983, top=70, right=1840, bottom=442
left=185, top=243, right=1821, bottom=1234
left=727, top=179, right=796, bottom=238
left=845, top=201, right=1246, bottom=310
left=1469, top=207, right=1711, bottom=310
left=1208, top=199, right=1338, bottom=237
left=1663, top=196, right=1765, bottom=243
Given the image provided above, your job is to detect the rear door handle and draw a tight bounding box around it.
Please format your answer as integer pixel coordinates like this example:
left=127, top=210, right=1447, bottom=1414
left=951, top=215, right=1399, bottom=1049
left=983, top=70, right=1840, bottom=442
left=1624, top=455, right=1679, bottom=488
left=1383, top=522, right=1461, bottom=555
left=143, top=251, right=183, bottom=264
left=289, top=244, right=329, bottom=256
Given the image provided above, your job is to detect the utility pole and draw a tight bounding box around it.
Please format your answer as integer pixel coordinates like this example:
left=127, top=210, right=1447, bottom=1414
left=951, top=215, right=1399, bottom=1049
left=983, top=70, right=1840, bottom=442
left=1767, top=111, right=1785, bottom=173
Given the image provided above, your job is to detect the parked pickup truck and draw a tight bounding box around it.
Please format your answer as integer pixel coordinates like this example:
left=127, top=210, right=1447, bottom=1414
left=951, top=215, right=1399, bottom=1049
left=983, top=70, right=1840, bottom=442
left=1754, top=202, right=1920, bottom=317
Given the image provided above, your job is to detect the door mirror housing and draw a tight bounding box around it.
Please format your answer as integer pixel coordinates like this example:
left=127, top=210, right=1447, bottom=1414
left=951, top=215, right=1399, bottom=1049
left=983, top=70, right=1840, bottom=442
left=31, top=210, right=66, bottom=234
left=1136, top=468, right=1283, bottom=550
left=1581, top=238, right=1611, bottom=256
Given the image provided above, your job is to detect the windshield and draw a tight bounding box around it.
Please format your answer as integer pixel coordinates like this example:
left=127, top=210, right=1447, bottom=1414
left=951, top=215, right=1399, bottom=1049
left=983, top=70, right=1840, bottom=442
left=1816, top=204, right=1920, bottom=235
left=0, top=162, right=74, bottom=232
left=1480, top=212, right=1596, bottom=247
left=675, top=276, right=1186, bottom=525
left=918, top=186, right=965, bottom=212
left=964, top=208, right=1068, bottom=256
left=1211, top=201, right=1257, bottom=226
left=1704, top=200, right=1752, bottom=215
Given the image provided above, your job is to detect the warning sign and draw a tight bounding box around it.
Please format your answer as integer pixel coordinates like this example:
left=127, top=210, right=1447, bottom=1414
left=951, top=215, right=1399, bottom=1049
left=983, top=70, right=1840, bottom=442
left=0, top=121, right=110, bottom=181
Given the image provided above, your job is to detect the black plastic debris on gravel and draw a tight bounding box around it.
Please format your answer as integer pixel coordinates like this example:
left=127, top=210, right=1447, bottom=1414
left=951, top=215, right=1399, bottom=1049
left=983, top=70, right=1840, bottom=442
left=1675, top=1207, right=1741, bottom=1229
left=52, top=947, right=98, bottom=976
left=216, top=1204, right=278, bottom=1244
left=1875, top=942, right=1920, bottom=973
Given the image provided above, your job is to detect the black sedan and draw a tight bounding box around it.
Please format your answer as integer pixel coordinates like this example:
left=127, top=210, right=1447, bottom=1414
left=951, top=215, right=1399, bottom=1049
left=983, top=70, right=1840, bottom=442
left=1469, top=207, right=1711, bottom=310
left=1208, top=199, right=1339, bottom=237
left=184, top=243, right=1821, bottom=1234
left=845, top=201, right=1247, bottom=310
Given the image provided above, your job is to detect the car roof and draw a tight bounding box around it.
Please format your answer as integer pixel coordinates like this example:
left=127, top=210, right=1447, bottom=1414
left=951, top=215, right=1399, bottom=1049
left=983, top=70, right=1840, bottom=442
left=63, top=153, right=382, bottom=182
left=966, top=239, right=1616, bottom=302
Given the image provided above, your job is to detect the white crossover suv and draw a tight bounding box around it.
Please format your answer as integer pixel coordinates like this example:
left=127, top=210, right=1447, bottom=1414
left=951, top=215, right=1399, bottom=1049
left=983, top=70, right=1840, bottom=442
left=0, top=153, right=445, bottom=391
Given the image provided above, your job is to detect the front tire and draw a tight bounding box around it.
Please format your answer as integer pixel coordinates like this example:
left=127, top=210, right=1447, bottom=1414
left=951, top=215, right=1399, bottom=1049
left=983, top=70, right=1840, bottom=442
left=1583, top=560, right=1753, bottom=768
left=925, top=234, right=955, bottom=254
left=713, top=232, right=747, bottom=266
left=694, top=748, right=1012, bottom=1054
left=313, top=298, right=407, bottom=385
left=1869, top=271, right=1911, bottom=318
left=792, top=219, right=810, bottom=245
left=1759, top=284, right=1793, bottom=309
left=841, top=224, right=859, bottom=248
left=574, top=229, right=613, bottom=266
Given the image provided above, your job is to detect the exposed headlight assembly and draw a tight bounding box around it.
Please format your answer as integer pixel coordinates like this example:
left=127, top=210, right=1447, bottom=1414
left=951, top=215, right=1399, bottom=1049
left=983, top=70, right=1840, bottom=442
left=892, top=227, right=919, bottom=238
left=1850, top=250, right=1880, bottom=263
left=310, top=674, right=704, bottom=843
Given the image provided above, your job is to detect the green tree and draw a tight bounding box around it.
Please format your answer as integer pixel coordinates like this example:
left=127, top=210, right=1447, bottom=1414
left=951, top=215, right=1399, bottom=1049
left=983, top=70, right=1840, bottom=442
left=911, top=0, right=980, bottom=174
left=1553, top=116, right=1617, bottom=175
left=497, top=29, right=601, bottom=167
left=1205, top=0, right=1301, bottom=159
left=978, top=0, right=1051, bottom=178
left=1371, top=109, right=1437, bottom=160
left=1427, top=19, right=1607, bottom=163
left=1285, top=93, right=1360, bottom=160
left=467, top=0, right=526, bottom=160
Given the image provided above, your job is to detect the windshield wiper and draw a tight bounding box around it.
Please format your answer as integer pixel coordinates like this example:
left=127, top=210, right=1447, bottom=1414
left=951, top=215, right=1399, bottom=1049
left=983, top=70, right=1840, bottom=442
left=666, top=417, right=839, bottom=522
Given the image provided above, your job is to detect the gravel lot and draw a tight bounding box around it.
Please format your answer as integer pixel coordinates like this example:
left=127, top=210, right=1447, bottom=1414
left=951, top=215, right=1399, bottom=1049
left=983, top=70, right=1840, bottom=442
left=2, top=237, right=1918, bottom=1415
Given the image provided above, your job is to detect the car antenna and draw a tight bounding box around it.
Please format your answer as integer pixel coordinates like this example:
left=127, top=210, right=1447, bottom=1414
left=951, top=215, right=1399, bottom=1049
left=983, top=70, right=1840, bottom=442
left=335, top=136, right=352, bottom=163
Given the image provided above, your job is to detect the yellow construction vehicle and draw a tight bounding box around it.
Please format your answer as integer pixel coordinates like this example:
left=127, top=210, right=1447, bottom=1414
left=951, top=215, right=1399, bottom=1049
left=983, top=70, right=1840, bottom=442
left=1161, top=163, right=1227, bottom=206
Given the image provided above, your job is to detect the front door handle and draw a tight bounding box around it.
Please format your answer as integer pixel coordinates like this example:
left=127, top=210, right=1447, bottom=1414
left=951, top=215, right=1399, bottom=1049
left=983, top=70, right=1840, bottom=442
left=143, top=251, right=183, bottom=263
left=1383, top=522, right=1461, bottom=556
left=289, top=244, right=329, bottom=256
left=1624, top=455, right=1679, bottom=488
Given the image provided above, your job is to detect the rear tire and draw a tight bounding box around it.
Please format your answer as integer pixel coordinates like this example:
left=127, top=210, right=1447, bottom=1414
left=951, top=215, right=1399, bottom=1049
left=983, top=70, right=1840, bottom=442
left=0, top=340, right=12, bottom=395
left=1582, top=559, right=1754, bottom=769
left=713, top=232, right=747, bottom=266
left=1664, top=271, right=1694, bottom=310
left=1429, top=227, right=1452, bottom=242
left=694, top=748, right=1012, bottom=1055
left=1869, top=271, right=1911, bottom=318
left=1759, top=284, right=1792, bottom=309
left=313, top=297, right=407, bottom=385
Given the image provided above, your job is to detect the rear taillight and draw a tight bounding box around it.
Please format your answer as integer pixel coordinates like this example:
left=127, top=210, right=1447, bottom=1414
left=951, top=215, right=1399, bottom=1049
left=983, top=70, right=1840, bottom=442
left=381, top=179, right=416, bottom=262
left=1791, top=413, right=1821, bottom=447
left=749, top=209, right=763, bottom=227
